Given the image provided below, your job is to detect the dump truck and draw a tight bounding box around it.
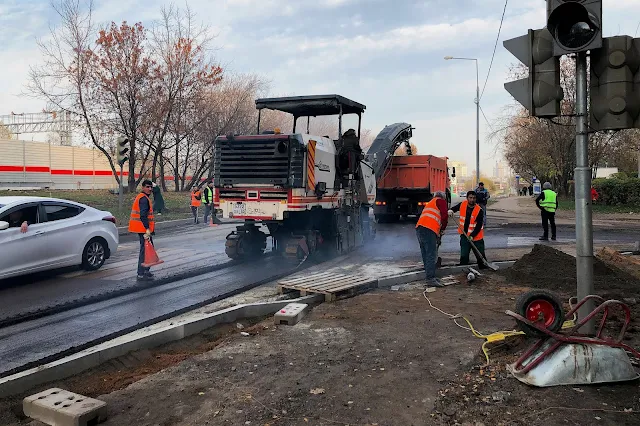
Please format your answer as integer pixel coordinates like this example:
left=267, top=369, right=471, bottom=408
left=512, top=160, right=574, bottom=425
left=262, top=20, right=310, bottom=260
left=365, top=124, right=454, bottom=223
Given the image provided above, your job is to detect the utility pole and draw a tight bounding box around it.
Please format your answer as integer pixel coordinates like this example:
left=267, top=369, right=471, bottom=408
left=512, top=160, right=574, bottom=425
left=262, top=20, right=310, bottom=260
left=574, top=52, right=595, bottom=331
left=476, top=72, right=480, bottom=186
left=118, top=163, right=124, bottom=212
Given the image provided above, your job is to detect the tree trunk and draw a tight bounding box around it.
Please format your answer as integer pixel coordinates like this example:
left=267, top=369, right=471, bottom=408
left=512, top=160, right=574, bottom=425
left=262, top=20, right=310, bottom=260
left=152, top=149, right=159, bottom=183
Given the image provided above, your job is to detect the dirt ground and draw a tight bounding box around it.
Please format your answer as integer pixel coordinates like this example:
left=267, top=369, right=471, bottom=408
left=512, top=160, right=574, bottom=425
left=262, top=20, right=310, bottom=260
left=2, top=247, right=640, bottom=426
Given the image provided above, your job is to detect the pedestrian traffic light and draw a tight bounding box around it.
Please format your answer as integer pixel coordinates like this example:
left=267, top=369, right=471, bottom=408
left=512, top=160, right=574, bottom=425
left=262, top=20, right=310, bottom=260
left=116, top=136, right=129, bottom=166
left=504, top=29, right=564, bottom=117
left=590, top=36, right=640, bottom=131
left=546, top=0, right=602, bottom=56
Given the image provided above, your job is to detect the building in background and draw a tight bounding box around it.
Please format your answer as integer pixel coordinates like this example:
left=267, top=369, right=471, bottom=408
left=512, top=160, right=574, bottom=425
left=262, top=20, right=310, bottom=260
left=493, top=161, right=509, bottom=181
left=449, top=161, right=468, bottom=178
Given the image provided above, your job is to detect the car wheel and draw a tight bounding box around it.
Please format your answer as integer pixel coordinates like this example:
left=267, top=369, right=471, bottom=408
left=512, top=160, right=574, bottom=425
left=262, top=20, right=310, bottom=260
left=82, top=238, right=107, bottom=271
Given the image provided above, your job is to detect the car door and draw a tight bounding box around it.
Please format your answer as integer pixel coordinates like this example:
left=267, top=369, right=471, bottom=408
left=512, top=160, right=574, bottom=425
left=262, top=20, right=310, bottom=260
left=0, top=203, right=49, bottom=278
left=40, top=201, right=86, bottom=267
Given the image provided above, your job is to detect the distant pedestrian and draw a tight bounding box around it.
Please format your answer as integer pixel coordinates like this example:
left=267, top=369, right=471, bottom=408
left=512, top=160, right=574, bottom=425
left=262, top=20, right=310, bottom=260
left=129, top=180, right=155, bottom=281
left=202, top=180, right=214, bottom=225
left=591, top=187, right=599, bottom=203
left=475, top=182, right=490, bottom=226
left=415, top=191, right=449, bottom=287
left=190, top=186, right=201, bottom=224
left=528, top=185, right=533, bottom=196
left=152, top=182, right=166, bottom=215
left=536, top=182, right=558, bottom=241
left=450, top=191, right=487, bottom=269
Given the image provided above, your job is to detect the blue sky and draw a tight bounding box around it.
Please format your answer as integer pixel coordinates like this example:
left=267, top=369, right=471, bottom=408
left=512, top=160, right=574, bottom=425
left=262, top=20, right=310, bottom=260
left=1, top=0, right=640, bottom=174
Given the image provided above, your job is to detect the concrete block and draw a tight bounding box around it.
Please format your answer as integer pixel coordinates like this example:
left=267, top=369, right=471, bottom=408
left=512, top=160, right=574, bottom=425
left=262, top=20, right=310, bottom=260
left=274, top=303, right=309, bottom=326
left=23, top=388, right=107, bottom=426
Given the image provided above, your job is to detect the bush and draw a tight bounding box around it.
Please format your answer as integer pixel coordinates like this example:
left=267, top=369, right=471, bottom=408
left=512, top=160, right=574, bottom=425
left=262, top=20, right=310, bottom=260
left=593, top=177, right=640, bottom=206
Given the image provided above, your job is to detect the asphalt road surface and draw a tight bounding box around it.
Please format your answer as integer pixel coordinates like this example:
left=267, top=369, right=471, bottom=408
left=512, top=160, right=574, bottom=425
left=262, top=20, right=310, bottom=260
left=0, top=219, right=638, bottom=377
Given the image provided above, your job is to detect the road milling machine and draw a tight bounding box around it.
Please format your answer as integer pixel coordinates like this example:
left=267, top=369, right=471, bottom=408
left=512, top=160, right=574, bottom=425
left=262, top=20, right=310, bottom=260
left=213, top=95, right=377, bottom=262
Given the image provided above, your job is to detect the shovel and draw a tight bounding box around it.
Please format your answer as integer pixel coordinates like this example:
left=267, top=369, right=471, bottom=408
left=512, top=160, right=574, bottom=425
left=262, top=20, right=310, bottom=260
left=456, top=220, right=499, bottom=271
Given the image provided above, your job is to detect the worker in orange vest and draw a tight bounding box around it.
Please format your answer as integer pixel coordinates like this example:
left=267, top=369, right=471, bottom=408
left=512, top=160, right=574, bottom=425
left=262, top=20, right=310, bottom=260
left=190, top=186, right=202, bottom=224
left=129, top=179, right=155, bottom=281
left=449, top=191, right=486, bottom=268
left=415, top=191, right=449, bottom=287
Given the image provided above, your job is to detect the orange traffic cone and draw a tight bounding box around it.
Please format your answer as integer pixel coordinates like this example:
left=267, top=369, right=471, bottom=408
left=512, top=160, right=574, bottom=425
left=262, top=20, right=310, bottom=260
left=209, top=213, right=218, bottom=227
left=142, top=239, right=164, bottom=267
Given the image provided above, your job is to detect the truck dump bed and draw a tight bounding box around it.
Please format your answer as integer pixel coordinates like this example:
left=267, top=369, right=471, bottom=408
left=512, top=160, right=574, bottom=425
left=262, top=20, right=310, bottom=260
left=378, top=155, right=448, bottom=192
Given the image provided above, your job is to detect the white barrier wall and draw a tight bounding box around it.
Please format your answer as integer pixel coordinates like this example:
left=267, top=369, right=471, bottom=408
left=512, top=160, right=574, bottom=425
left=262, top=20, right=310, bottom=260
left=0, top=139, right=118, bottom=190
left=0, top=139, right=203, bottom=190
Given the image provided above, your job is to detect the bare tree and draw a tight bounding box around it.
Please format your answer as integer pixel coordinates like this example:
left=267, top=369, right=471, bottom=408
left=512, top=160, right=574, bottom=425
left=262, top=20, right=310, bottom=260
left=147, top=4, right=223, bottom=191
left=26, top=0, right=124, bottom=184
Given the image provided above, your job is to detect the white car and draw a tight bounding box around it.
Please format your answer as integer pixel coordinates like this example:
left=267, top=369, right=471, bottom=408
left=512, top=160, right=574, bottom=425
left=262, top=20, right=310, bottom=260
left=0, top=196, right=119, bottom=280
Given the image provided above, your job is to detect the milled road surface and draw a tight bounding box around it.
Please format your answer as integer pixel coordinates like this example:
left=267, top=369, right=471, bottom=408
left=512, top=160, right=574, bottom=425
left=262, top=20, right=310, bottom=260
left=0, top=256, right=295, bottom=376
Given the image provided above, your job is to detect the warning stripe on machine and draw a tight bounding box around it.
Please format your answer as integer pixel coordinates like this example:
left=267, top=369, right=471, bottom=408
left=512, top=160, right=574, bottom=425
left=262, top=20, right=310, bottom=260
left=307, top=140, right=316, bottom=192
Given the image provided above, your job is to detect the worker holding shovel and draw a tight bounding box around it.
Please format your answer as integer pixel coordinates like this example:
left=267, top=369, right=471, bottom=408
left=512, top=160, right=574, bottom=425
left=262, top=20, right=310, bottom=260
left=449, top=191, right=488, bottom=269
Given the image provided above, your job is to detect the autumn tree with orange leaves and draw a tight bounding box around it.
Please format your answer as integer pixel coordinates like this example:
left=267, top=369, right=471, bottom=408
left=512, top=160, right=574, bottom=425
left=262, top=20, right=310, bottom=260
left=27, top=0, right=224, bottom=192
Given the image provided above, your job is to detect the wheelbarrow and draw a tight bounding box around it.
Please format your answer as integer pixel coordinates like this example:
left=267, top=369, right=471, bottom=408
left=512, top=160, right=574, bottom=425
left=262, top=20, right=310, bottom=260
left=506, top=290, right=640, bottom=387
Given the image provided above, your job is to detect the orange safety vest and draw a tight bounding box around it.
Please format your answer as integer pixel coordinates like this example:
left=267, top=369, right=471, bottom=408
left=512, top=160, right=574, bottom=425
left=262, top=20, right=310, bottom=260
left=128, top=193, right=155, bottom=233
left=415, top=198, right=442, bottom=234
left=191, top=191, right=201, bottom=207
left=458, top=201, right=484, bottom=241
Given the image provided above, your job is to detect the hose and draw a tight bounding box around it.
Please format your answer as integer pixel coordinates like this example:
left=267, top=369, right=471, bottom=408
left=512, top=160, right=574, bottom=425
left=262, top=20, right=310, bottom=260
left=423, top=290, right=578, bottom=365
left=423, top=289, right=524, bottom=365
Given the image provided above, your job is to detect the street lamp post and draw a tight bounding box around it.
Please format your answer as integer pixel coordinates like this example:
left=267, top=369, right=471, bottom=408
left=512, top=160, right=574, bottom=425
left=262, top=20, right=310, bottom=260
left=444, top=56, right=480, bottom=186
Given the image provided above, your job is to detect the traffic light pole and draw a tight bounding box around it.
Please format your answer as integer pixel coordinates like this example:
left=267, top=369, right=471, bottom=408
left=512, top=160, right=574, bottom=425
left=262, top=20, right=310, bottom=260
left=118, top=163, right=124, bottom=212
left=574, top=51, right=595, bottom=334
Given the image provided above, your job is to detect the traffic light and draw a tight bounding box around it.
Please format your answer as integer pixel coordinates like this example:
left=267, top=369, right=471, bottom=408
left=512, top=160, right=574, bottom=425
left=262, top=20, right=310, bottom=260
left=547, top=0, right=602, bottom=56
left=590, top=36, right=640, bottom=131
left=116, top=136, right=129, bottom=166
left=504, top=29, right=564, bottom=117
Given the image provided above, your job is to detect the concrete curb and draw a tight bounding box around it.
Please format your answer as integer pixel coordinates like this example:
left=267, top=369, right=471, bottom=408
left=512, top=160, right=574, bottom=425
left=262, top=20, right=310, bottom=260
left=0, top=294, right=323, bottom=398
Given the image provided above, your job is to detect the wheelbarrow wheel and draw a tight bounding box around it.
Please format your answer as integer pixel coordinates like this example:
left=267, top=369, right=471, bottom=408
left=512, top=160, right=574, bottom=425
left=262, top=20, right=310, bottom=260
left=515, top=289, right=565, bottom=338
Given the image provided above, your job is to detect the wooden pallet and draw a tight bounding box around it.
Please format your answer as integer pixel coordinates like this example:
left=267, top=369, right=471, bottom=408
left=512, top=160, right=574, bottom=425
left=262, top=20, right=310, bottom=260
left=277, top=272, right=378, bottom=302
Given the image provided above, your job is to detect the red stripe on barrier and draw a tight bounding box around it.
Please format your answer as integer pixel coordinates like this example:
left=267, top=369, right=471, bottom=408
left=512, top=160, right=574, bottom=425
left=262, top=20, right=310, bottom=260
left=94, top=170, right=113, bottom=176
left=51, top=169, right=73, bottom=175
left=74, top=170, right=94, bottom=176
left=0, top=166, right=24, bottom=172
left=26, top=166, right=50, bottom=173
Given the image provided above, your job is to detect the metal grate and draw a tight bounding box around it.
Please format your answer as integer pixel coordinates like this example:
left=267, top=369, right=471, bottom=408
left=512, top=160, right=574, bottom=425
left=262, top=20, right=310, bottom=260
left=260, top=191, right=288, bottom=200
left=214, top=135, right=305, bottom=187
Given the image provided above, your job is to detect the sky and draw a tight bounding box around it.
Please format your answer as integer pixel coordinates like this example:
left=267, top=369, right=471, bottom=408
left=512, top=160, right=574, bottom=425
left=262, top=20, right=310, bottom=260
left=1, top=0, right=640, bottom=176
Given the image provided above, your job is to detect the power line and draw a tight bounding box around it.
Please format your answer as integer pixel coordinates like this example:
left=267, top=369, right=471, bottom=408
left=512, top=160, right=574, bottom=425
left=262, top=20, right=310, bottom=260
left=480, top=0, right=509, bottom=100
left=479, top=104, right=494, bottom=132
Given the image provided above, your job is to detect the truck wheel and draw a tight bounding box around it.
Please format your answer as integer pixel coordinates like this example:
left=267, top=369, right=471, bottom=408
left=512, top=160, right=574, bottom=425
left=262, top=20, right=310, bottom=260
left=515, top=289, right=565, bottom=338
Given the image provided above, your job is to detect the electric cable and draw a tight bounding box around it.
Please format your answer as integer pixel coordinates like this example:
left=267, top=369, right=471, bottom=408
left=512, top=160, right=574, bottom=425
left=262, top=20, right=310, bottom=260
left=480, top=0, right=509, bottom=100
